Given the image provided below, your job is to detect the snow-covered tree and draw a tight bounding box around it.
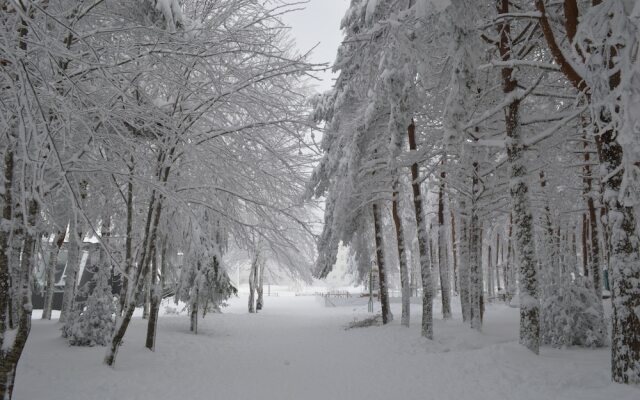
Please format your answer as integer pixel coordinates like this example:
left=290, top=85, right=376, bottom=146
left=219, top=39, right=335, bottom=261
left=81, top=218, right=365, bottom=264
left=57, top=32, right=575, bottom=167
left=61, top=265, right=116, bottom=347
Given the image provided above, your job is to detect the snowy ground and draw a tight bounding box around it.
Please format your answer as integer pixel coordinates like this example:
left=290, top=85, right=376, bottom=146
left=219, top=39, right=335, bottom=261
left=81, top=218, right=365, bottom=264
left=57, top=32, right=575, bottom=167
left=16, top=293, right=639, bottom=400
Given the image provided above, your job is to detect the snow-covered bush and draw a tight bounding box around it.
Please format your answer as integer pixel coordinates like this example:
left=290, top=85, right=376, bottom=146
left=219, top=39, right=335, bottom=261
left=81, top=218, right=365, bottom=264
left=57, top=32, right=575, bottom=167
left=541, top=277, right=606, bottom=348
left=62, top=266, right=115, bottom=346
left=175, top=255, right=237, bottom=315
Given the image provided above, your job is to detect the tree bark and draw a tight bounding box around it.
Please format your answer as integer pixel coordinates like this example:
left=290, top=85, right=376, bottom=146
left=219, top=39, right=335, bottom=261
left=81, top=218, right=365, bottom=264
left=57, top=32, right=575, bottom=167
left=407, top=121, right=433, bottom=338
left=392, top=190, right=410, bottom=326
left=142, top=267, right=151, bottom=320
left=0, top=197, right=38, bottom=400
left=190, top=286, right=198, bottom=334
left=582, top=134, right=602, bottom=296
left=0, top=149, right=16, bottom=399
left=468, top=166, right=482, bottom=331
left=119, top=157, right=134, bottom=316
left=146, top=250, right=161, bottom=350
left=372, top=203, right=393, bottom=324
left=603, top=129, right=640, bottom=383
left=8, top=208, right=23, bottom=330
left=498, top=0, right=539, bottom=354
left=256, top=261, right=264, bottom=311
left=487, top=245, right=494, bottom=298
left=458, top=205, right=471, bottom=323
left=248, top=253, right=258, bottom=313
left=105, top=177, right=165, bottom=366
left=437, top=168, right=451, bottom=319
left=495, top=233, right=501, bottom=291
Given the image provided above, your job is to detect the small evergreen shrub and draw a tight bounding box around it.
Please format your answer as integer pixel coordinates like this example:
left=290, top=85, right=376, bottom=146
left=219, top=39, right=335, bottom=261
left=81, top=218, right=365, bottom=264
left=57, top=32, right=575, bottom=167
left=62, top=266, right=115, bottom=346
left=541, top=277, right=606, bottom=348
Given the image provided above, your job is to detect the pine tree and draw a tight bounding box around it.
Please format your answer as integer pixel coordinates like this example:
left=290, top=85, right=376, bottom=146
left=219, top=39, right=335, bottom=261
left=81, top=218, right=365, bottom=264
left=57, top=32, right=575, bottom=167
left=62, top=265, right=115, bottom=347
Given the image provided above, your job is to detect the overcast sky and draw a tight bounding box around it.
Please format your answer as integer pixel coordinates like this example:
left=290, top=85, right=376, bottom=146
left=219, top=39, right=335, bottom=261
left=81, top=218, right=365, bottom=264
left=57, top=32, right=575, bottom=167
left=280, top=0, right=351, bottom=92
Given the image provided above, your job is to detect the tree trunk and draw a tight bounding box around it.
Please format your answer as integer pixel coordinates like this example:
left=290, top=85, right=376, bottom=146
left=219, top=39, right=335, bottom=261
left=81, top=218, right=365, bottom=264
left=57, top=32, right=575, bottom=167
left=582, top=213, right=589, bottom=276
left=468, top=169, right=482, bottom=331
left=248, top=253, right=257, bottom=313
left=0, top=149, right=16, bottom=400
left=42, top=231, right=65, bottom=320
left=450, top=209, right=459, bottom=294
left=487, top=245, right=494, bottom=299
left=119, top=157, right=134, bottom=316
left=372, top=203, right=393, bottom=324
left=437, top=169, right=451, bottom=319
left=507, top=113, right=540, bottom=354
left=583, top=142, right=602, bottom=296
left=392, top=190, right=410, bottom=327
left=256, top=261, right=264, bottom=311
left=495, top=233, right=501, bottom=292
left=0, top=16, right=35, bottom=400
left=497, top=0, right=539, bottom=354
left=190, top=289, right=198, bottom=334
left=146, top=252, right=161, bottom=350
left=458, top=205, right=471, bottom=323
left=142, top=266, right=151, bottom=320
left=105, top=184, right=164, bottom=366
left=603, top=132, right=640, bottom=383
left=407, top=121, right=433, bottom=338
left=535, top=0, right=640, bottom=376
left=8, top=209, right=23, bottom=330
left=149, top=238, right=169, bottom=349
left=1, top=197, right=38, bottom=400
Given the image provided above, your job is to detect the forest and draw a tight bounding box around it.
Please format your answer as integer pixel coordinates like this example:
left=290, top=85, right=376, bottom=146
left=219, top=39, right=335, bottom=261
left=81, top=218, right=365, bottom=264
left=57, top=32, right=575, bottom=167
left=1, top=0, right=639, bottom=399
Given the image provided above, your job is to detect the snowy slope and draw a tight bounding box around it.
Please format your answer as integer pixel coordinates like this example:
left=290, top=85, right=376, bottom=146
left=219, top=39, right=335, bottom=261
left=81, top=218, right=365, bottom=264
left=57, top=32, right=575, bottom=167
left=15, top=295, right=639, bottom=400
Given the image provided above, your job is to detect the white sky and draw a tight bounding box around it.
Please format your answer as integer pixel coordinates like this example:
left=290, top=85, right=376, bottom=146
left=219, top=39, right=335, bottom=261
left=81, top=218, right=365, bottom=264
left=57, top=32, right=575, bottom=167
left=280, top=0, right=351, bottom=92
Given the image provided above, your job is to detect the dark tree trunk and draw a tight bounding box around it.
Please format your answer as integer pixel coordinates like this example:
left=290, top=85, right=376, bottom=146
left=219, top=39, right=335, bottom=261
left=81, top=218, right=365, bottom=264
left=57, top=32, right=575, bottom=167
left=105, top=182, right=164, bottom=366
left=146, top=251, right=161, bottom=350
left=256, top=261, right=264, bottom=311
left=458, top=207, right=471, bottom=323
left=190, top=290, right=198, bottom=334
left=582, top=134, right=602, bottom=296
left=142, top=267, right=151, bottom=320
left=392, top=190, right=410, bottom=327
left=248, top=253, right=258, bottom=313
left=495, top=233, right=501, bottom=291
left=487, top=245, right=494, bottom=298
left=372, top=203, right=393, bottom=324
left=1, top=197, right=38, bottom=400
left=437, top=168, right=451, bottom=319
left=0, top=149, right=16, bottom=399
left=407, top=122, right=433, bottom=337
left=8, top=208, right=23, bottom=330
left=119, top=157, right=134, bottom=316
left=468, top=168, right=482, bottom=331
